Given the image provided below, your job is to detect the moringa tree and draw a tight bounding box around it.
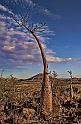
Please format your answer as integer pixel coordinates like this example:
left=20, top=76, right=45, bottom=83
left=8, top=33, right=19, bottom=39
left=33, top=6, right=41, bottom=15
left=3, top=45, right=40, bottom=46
left=12, top=16, right=53, bottom=120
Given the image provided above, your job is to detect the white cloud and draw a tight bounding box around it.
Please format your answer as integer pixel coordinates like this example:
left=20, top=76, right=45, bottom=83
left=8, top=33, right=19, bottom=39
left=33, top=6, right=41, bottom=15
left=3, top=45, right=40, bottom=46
left=10, top=0, right=61, bottom=20
left=25, top=0, right=36, bottom=7
left=47, top=56, right=81, bottom=63
left=2, top=45, right=15, bottom=51
left=0, top=21, right=6, bottom=31
left=46, top=49, right=56, bottom=55
left=0, top=4, right=8, bottom=11
left=2, top=40, right=15, bottom=52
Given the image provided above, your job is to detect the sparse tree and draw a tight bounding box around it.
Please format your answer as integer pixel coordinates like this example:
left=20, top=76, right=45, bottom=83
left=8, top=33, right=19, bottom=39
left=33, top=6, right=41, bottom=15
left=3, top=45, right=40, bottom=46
left=12, top=16, right=52, bottom=120
left=67, top=70, right=73, bottom=101
left=0, top=69, right=4, bottom=78
left=9, top=74, right=14, bottom=78
left=49, top=71, right=58, bottom=89
left=52, top=71, right=58, bottom=79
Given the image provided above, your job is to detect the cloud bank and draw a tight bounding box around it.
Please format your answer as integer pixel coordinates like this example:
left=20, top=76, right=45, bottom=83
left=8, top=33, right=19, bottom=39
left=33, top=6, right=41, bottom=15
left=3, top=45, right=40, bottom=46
left=0, top=4, right=80, bottom=69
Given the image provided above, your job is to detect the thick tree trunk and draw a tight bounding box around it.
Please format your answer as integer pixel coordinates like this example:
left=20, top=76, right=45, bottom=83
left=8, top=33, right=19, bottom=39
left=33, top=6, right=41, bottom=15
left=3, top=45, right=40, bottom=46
left=31, top=31, right=52, bottom=120
left=42, top=62, right=52, bottom=119
left=13, top=18, right=53, bottom=120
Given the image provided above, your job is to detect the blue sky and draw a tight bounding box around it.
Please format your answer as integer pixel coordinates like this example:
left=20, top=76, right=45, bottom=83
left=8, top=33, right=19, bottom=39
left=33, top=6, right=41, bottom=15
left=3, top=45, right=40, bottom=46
left=0, top=0, right=81, bottom=78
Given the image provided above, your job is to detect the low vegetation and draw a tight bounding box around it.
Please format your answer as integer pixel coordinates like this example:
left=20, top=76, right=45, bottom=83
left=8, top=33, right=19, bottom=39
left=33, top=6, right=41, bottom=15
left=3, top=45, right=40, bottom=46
left=0, top=74, right=81, bottom=123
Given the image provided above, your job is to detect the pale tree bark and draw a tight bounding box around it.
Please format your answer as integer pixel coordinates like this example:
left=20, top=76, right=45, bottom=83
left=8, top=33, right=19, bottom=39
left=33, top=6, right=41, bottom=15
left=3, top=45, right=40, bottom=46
left=29, top=31, right=52, bottom=120
left=13, top=17, right=53, bottom=120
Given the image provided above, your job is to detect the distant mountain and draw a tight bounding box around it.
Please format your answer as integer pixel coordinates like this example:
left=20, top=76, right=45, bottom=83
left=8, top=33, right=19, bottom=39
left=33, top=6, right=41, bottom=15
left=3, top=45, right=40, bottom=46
left=16, top=73, right=81, bottom=84
left=18, top=73, right=43, bottom=82
left=27, top=73, right=43, bottom=81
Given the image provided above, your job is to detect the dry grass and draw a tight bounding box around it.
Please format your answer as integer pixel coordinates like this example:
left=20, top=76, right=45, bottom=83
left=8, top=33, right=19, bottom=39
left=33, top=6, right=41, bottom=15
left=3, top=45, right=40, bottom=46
left=0, top=76, right=81, bottom=123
